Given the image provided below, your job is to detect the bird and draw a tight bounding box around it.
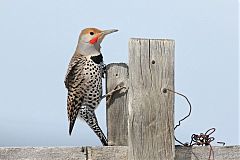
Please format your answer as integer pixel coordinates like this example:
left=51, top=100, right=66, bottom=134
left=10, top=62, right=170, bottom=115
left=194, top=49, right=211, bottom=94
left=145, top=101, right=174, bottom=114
left=64, top=28, right=118, bottom=146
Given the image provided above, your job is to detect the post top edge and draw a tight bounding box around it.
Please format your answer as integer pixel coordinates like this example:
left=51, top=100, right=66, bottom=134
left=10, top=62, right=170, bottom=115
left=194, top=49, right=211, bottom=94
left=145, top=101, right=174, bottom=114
left=106, top=63, right=128, bottom=69
left=129, top=38, right=175, bottom=41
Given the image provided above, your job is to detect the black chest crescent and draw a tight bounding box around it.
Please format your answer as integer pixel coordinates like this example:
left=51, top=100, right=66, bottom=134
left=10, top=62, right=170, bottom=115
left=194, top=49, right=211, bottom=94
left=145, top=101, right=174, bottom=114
left=90, top=54, right=103, bottom=64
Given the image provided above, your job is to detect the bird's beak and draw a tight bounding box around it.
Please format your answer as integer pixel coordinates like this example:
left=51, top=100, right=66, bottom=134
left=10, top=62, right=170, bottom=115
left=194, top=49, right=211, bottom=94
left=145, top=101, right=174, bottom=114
left=92, top=29, right=118, bottom=44
left=101, top=29, right=118, bottom=36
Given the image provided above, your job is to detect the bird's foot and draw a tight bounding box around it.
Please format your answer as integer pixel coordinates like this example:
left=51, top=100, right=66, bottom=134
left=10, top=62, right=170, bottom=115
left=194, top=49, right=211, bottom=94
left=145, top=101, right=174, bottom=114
left=101, top=81, right=128, bottom=105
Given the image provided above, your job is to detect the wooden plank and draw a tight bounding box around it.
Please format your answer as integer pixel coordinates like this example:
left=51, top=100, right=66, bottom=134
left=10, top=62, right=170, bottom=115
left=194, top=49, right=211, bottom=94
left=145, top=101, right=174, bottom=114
left=175, top=145, right=240, bottom=160
left=89, top=146, right=128, bottom=160
left=128, top=38, right=175, bottom=160
left=106, top=63, right=129, bottom=146
left=0, top=147, right=86, bottom=160
left=1, top=146, right=239, bottom=160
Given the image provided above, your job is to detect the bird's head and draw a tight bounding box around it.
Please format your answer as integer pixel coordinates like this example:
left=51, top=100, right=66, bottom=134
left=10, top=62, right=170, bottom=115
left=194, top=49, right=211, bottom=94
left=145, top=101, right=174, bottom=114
left=77, top=28, right=118, bottom=56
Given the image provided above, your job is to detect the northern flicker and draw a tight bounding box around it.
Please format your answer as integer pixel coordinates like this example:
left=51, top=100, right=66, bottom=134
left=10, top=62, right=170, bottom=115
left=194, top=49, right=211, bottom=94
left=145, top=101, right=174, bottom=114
left=64, top=28, right=118, bottom=146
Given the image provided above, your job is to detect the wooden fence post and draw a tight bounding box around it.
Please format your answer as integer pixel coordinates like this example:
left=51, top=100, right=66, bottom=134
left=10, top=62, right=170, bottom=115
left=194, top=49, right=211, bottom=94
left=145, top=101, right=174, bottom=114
left=128, top=38, right=175, bottom=160
left=106, top=63, right=129, bottom=146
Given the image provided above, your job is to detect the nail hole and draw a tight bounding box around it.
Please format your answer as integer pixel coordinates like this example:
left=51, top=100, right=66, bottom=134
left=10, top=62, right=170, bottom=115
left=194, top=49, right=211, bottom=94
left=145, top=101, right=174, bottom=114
left=115, top=74, right=118, bottom=76
left=152, top=60, right=155, bottom=64
left=162, top=88, right=167, bottom=93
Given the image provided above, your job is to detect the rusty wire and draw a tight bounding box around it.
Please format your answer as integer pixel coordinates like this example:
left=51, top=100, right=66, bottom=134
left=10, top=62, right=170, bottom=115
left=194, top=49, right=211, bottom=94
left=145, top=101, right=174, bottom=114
left=189, top=128, right=215, bottom=146
left=162, top=88, right=192, bottom=146
left=189, top=128, right=216, bottom=160
left=163, top=88, right=225, bottom=160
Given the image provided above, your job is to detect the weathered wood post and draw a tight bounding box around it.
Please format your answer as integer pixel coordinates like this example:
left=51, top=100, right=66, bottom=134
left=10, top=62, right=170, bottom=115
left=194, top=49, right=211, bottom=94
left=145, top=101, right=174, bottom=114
left=128, top=38, right=175, bottom=160
left=106, top=63, right=129, bottom=146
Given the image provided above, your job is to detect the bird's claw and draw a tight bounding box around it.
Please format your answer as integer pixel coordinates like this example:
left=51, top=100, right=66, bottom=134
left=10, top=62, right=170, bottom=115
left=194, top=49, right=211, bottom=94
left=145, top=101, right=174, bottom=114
left=101, top=82, right=128, bottom=105
left=106, top=85, right=128, bottom=105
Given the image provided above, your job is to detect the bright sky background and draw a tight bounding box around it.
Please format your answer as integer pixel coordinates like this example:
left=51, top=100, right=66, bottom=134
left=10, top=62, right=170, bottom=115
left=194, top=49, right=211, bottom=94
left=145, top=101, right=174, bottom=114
left=0, top=0, right=238, bottom=146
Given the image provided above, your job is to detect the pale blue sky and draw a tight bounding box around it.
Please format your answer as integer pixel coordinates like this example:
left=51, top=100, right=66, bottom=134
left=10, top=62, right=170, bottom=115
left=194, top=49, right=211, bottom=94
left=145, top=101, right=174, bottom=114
left=0, top=0, right=238, bottom=146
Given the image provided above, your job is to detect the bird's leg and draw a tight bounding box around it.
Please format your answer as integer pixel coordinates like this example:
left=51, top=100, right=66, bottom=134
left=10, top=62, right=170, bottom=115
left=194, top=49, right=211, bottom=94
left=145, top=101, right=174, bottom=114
left=101, top=81, right=128, bottom=105
left=83, top=110, right=108, bottom=146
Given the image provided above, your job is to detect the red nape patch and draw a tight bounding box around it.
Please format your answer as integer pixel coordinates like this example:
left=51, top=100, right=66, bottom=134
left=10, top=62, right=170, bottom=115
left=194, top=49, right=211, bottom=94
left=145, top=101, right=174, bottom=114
left=89, top=36, right=99, bottom=44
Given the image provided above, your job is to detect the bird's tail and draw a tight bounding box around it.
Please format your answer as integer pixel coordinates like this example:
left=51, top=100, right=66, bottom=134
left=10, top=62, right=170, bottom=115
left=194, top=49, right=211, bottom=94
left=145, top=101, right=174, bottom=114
left=67, top=93, right=80, bottom=136
left=69, top=120, right=75, bottom=135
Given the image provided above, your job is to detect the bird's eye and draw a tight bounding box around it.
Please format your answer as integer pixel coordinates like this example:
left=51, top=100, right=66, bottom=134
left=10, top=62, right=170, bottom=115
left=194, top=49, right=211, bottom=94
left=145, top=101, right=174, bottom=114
left=90, top=32, right=94, bottom=35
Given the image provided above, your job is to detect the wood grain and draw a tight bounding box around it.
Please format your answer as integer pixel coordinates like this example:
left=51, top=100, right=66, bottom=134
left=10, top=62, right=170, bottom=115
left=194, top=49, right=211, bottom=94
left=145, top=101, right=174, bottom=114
left=106, top=63, right=129, bottom=146
left=0, top=147, right=86, bottom=160
left=175, top=145, right=240, bottom=160
left=128, top=38, right=175, bottom=160
left=1, top=146, right=239, bottom=160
